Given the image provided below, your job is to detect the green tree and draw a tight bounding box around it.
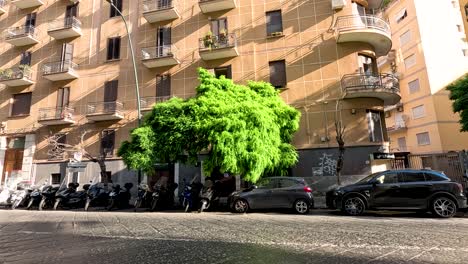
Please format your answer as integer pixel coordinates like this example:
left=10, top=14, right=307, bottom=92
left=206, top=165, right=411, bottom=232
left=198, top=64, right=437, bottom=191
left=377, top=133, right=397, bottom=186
left=447, top=74, right=468, bottom=132
left=118, top=68, right=301, bottom=183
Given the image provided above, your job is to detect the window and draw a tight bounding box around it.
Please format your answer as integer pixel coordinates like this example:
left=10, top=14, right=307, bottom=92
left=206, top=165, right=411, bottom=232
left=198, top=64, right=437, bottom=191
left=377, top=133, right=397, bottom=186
left=424, top=172, right=448, bottom=182
left=11, top=93, right=32, bottom=117
left=51, top=173, right=62, bottom=185
left=266, top=10, right=283, bottom=36
left=375, top=173, right=399, bottom=184
left=156, top=75, right=171, bottom=97
left=214, top=66, right=232, bottom=79
left=20, top=52, right=32, bottom=66
left=278, top=178, right=298, bottom=188
left=395, top=8, right=407, bottom=23
left=257, top=178, right=279, bottom=189
left=269, top=60, right=286, bottom=88
left=107, top=37, right=121, bottom=60
left=358, top=54, right=377, bottom=74
left=397, top=137, right=407, bottom=152
left=110, top=0, right=123, bottom=18
left=408, top=79, right=420, bottom=94
left=401, top=172, right=426, bottom=182
left=367, top=110, right=384, bottom=142
left=399, top=30, right=411, bottom=46
left=412, top=105, right=425, bottom=119
left=25, top=13, right=37, bottom=27
left=101, top=130, right=115, bottom=157
left=49, top=134, right=66, bottom=160
left=416, top=132, right=431, bottom=146
left=157, top=27, right=172, bottom=57
left=404, top=54, right=416, bottom=69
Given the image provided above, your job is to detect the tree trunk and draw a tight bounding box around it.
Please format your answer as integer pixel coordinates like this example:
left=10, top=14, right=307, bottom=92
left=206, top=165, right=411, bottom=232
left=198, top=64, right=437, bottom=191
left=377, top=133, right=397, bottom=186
left=336, top=143, right=345, bottom=186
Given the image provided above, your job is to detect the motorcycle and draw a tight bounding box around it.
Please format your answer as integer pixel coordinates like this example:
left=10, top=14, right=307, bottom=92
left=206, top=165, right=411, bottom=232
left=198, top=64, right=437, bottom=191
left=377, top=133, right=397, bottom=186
left=107, top=183, right=133, bottom=211
left=181, top=182, right=202, bottom=213
left=85, top=182, right=111, bottom=211
left=54, top=183, right=90, bottom=210
left=198, top=182, right=215, bottom=213
left=134, top=183, right=152, bottom=212
left=27, top=185, right=45, bottom=210
left=10, top=185, right=32, bottom=210
left=0, top=186, right=13, bottom=208
left=150, top=183, right=178, bottom=211
left=38, top=185, right=61, bottom=211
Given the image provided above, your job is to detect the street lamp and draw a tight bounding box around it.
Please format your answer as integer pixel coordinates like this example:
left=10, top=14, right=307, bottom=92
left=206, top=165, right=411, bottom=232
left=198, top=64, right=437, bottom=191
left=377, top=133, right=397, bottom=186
left=105, top=0, right=142, bottom=183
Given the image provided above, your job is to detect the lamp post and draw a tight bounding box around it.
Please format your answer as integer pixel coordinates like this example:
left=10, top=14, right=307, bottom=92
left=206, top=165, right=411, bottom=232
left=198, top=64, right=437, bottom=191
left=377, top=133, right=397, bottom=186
left=105, top=0, right=142, bottom=184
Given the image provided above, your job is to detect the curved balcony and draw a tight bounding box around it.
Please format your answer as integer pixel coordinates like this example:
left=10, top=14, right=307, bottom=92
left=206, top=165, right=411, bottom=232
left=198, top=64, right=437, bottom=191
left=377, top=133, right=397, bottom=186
left=141, top=45, right=180, bottom=69
left=387, top=120, right=407, bottom=133
left=335, top=15, right=392, bottom=56
left=48, top=17, right=82, bottom=40
left=142, top=0, right=180, bottom=24
left=42, top=60, right=79, bottom=81
left=86, top=101, right=124, bottom=122
left=38, top=107, right=75, bottom=126
left=3, top=26, right=39, bottom=47
left=341, top=73, right=401, bottom=106
left=11, top=0, right=43, bottom=9
left=198, top=0, right=236, bottom=14
left=199, top=33, right=239, bottom=60
left=0, top=67, right=34, bottom=87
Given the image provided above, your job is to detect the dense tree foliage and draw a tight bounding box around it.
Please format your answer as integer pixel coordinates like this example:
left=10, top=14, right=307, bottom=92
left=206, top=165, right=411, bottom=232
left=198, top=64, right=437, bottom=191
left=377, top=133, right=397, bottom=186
left=447, top=74, right=468, bottom=132
left=118, top=68, right=301, bottom=183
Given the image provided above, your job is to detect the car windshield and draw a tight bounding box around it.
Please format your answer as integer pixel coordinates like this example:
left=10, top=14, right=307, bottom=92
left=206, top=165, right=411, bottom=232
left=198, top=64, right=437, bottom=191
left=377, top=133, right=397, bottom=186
left=355, top=172, right=381, bottom=184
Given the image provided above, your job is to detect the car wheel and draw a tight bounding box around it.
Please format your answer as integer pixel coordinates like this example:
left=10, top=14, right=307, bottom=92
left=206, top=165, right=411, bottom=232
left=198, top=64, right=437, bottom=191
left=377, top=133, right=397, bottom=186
left=431, top=196, right=457, bottom=218
left=233, top=199, right=248, bottom=213
left=342, top=196, right=366, bottom=216
left=293, top=199, right=310, bottom=214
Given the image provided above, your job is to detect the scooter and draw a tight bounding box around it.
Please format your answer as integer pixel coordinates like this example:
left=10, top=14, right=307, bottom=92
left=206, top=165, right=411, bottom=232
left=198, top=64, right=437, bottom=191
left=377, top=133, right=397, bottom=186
left=54, top=183, right=90, bottom=210
left=85, top=182, right=111, bottom=211
left=10, top=186, right=32, bottom=210
left=198, top=184, right=215, bottom=213
left=107, top=183, right=133, bottom=210
left=134, top=183, right=152, bottom=212
left=38, top=185, right=61, bottom=211
left=181, top=182, right=202, bottom=212
left=27, top=185, right=44, bottom=210
left=150, top=183, right=178, bottom=211
left=0, top=186, right=13, bottom=208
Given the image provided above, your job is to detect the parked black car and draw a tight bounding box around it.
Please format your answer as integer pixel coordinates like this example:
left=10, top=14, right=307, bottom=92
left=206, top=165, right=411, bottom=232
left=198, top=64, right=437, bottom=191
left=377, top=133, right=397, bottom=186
left=326, top=169, right=467, bottom=218
left=229, top=177, right=314, bottom=214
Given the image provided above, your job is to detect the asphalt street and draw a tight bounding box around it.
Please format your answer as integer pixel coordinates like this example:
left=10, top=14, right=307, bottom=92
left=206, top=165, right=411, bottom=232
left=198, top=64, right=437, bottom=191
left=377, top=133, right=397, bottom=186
left=0, top=209, right=467, bottom=264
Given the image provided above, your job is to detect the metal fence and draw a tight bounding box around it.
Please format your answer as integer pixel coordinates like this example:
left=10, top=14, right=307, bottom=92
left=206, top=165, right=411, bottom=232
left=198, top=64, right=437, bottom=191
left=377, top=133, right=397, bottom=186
left=141, top=45, right=177, bottom=60
left=42, top=60, right=77, bottom=75
left=3, top=25, right=38, bottom=40
left=142, top=0, right=173, bottom=12
left=199, top=33, right=237, bottom=50
left=335, top=15, right=391, bottom=35
left=48, top=16, right=82, bottom=31
left=391, top=152, right=468, bottom=187
left=341, top=73, right=400, bottom=93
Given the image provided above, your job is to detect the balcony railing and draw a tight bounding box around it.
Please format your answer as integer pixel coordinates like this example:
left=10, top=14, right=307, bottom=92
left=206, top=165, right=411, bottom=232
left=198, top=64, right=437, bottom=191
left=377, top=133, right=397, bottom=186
left=42, top=60, right=78, bottom=75
left=199, top=33, right=237, bottom=50
left=48, top=17, right=82, bottom=31
left=0, top=67, right=33, bottom=82
left=143, top=0, right=174, bottom=12
left=335, top=15, right=390, bottom=35
left=87, top=101, right=124, bottom=116
left=142, top=45, right=177, bottom=60
left=387, top=120, right=407, bottom=132
left=341, top=73, right=400, bottom=105
left=38, top=107, right=75, bottom=122
left=3, top=25, right=39, bottom=40
left=140, top=96, right=171, bottom=110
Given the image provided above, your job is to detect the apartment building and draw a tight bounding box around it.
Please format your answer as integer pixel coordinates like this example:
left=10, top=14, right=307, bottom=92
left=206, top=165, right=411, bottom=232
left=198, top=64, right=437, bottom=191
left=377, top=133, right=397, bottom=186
left=0, top=0, right=397, bottom=191
left=381, top=0, right=468, bottom=155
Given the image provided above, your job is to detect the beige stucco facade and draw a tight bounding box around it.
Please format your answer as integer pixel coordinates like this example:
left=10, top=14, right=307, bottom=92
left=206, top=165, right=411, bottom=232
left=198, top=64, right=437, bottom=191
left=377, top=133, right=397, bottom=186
left=382, top=0, right=468, bottom=154
left=0, top=0, right=396, bottom=190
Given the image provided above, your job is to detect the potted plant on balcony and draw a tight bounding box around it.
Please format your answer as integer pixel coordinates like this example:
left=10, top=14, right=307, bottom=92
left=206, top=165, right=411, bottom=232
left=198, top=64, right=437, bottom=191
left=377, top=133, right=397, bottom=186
left=203, top=31, right=214, bottom=49
left=0, top=68, right=13, bottom=79
left=219, top=28, right=227, bottom=44
left=18, top=64, right=31, bottom=76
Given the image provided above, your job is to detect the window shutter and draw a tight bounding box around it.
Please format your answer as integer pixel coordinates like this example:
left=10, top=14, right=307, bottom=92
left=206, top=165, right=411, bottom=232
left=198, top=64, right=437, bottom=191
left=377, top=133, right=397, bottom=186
left=114, top=37, right=121, bottom=59
left=11, top=93, right=32, bottom=116
left=104, top=80, right=118, bottom=102
left=156, top=75, right=171, bottom=97
left=20, top=52, right=32, bottom=66
left=269, top=60, right=286, bottom=88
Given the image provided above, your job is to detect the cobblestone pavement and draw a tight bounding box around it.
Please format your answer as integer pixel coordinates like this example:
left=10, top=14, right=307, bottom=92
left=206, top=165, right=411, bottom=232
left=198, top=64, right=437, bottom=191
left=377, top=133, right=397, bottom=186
left=0, top=209, right=467, bottom=264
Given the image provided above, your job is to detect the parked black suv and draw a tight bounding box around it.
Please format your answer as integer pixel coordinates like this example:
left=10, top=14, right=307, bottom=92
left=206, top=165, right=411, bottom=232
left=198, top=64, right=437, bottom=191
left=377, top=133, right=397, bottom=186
left=326, top=169, right=467, bottom=218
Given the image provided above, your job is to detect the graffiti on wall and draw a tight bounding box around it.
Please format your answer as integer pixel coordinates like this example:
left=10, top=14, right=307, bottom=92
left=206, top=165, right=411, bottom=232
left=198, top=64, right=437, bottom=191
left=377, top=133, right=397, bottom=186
left=312, top=153, right=337, bottom=176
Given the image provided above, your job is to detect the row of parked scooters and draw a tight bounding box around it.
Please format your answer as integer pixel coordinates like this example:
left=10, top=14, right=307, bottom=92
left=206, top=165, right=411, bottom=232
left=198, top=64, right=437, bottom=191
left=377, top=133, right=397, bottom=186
left=0, top=178, right=227, bottom=212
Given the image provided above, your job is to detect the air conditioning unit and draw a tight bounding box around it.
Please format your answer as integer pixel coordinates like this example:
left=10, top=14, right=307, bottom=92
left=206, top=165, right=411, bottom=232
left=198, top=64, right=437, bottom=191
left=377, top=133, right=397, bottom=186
left=331, top=0, right=346, bottom=10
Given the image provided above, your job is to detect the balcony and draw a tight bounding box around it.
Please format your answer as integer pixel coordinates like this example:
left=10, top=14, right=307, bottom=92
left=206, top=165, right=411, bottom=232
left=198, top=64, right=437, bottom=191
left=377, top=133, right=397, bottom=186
left=198, top=0, right=236, bottom=14
left=387, top=120, right=407, bottom=133
left=141, top=45, right=180, bottom=69
left=341, top=73, right=401, bottom=105
left=38, top=107, right=75, bottom=126
left=48, top=17, right=82, bottom=40
left=335, top=15, right=392, bottom=56
left=86, top=101, right=124, bottom=121
left=42, top=60, right=79, bottom=81
left=142, top=0, right=180, bottom=24
left=11, top=0, right=43, bottom=9
left=0, top=0, right=6, bottom=15
left=199, top=33, right=239, bottom=60
left=0, top=67, right=34, bottom=87
left=3, top=26, right=39, bottom=47
left=140, top=96, right=171, bottom=111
